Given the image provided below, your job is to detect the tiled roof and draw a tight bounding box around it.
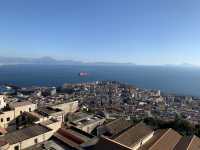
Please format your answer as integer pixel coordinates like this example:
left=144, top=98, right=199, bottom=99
left=105, top=118, right=133, bottom=138
left=91, top=136, right=131, bottom=150
left=0, top=124, right=51, bottom=144
left=174, top=135, right=200, bottom=150
left=144, top=128, right=182, bottom=150
left=114, top=122, right=153, bottom=147
left=139, top=129, right=167, bottom=150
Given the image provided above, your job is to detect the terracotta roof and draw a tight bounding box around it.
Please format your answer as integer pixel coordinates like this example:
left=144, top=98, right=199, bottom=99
left=114, top=122, right=153, bottom=148
left=105, top=118, right=133, bottom=138
left=144, top=128, right=182, bottom=150
left=0, top=126, right=7, bottom=135
left=173, top=136, right=193, bottom=150
left=174, top=135, right=200, bottom=150
left=53, top=127, right=96, bottom=149
left=0, top=140, right=8, bottom=147
left=188, top=135, right=200, bottom=150
left=139, top=129, right=168, bottom=150
left=91, top=136, right=131, bottom=150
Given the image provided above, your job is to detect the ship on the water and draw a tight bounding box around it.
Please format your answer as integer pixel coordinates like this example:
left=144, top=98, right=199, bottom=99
left=78, top=72, right=89, bottom=77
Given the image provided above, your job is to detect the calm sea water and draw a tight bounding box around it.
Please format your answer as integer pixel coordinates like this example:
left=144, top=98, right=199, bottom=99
left=0, top=64, right=200, bottom=96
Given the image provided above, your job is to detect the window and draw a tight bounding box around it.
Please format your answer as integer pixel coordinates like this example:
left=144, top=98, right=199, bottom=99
left=14, top=145, right=19, bottom=150
left=34, top=138, right=38, bottom=144
left=29, top=108, right=31, bottom=112
left=7, top=117, right=10, bottom=122
left=1, top=118, right=3, bottom=122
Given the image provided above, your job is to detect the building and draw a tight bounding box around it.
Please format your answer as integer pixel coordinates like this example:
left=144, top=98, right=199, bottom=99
left=52, top=126, right=98, bottom=150
left=69, top=112, right=105, bottom=133
left=174, top=135, right=200, bottom=150
left=139, top=128, right=182, bottom=150
left=0, top=102, right=36, bottom=128
left=92, top=136, right=131, bottom=150
left=113, top=122, right=154, bottom=150
left=40, top=118, right=62, bottom=133
left=99, top=118, right=133, bottom=138
left=51, top=100, right=79, bottom=115
left=36, top=107, right=65, bottom=122
left=41, top=87, right=57, bottom=96
left=0, top=124, right=54, bottom=150
left=0, top=110, right=15, bottom=128
left=0, top=95, right=7, bottom=109
left=9, top=101, right=37, bottom=118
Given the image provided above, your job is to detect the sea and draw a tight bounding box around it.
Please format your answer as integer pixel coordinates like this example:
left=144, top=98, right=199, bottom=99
left=0, top=64, right=200, bottom=97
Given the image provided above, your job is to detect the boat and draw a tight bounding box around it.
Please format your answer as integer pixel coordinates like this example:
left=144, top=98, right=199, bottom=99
left=78, top=72, right=89, bottom=77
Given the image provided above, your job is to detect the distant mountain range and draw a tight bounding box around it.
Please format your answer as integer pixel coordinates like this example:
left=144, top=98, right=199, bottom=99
left=0, top=56, right=135, bottom=66
left=164, top=63, right=198, bottom=68
left=0, top=56, right=197, bottom=67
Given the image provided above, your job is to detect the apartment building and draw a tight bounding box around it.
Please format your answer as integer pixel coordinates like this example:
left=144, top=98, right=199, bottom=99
left=9, top=101, right=37, bottom=118
left=51, top=100, right=79, bottom=114
left=0, top=101, right=37, bottom=128
left=0, top=124, right=53, bottom=150
left=69, top=112, right=105, bottom=133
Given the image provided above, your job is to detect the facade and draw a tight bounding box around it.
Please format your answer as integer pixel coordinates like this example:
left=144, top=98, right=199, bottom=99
left=0, top=124, right=54, bottom=150
left=37, top=107, right=65, bottom=122
left=9, top=101, right=37, bottom=118
left=0, top=110, right=15, bottom=128
left=0, top=102, right=37, bottom=128
left=69, top=112, right=105, bottom=133
left=0, top=95, right=7, bottom=109
left=40, top=118, right=62, bottom=133
left=51, top=100, right=79, bottom=115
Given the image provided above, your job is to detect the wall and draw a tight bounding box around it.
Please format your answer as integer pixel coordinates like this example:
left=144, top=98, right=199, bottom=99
left=0, top=96, right=7, bottom=109
left=0, top=110, right=15, bottom=128
left=8, top=129, right=54, bottom=150
left=13, top=104, right=37, bottom=118
left=52, top=101, right=78, bottom=114
left=41, top=120, right=62, bottom=133
left=80, top=118, right=105, bottom=133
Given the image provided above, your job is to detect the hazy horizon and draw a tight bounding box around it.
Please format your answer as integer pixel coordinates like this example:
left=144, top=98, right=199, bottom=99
left=0, top=55, right=199, bottom=67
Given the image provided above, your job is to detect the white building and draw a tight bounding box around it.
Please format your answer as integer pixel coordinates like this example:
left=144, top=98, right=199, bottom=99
left=0, top=95, right=7, bottom=110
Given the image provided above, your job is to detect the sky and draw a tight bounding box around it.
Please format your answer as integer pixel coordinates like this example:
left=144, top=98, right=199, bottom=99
left=0, top=0, right=200, bottom=65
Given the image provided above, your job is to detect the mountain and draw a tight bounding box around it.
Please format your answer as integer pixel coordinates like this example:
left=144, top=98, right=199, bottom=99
left=0, top=56, right=135, bottom=66
left=164, top=63, right=198, bottom=68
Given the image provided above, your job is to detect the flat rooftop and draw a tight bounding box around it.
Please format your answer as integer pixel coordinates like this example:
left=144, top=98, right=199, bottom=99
left=41, top=119, right=58, bottom=126
left=24, top=139, right=72, bottom=150
left=10, top=101, right=34, bottom=108
left=70, top=112, right=93, bottom=122
left=53, top=126, right=96, bottom=149
left=37, top=107, right=63, bottom=116
left=71, top=115, right=105, bottom=127
left=0, top=124, right=52, bottom=144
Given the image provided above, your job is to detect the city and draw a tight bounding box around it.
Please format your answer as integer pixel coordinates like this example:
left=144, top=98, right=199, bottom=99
left=0, top=81, right=199, bottom=149
left=1, top=0, right=200, bottom=149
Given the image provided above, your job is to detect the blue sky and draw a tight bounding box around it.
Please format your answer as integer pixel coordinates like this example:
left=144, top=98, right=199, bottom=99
left=0, top=0, right=200, bottom=65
